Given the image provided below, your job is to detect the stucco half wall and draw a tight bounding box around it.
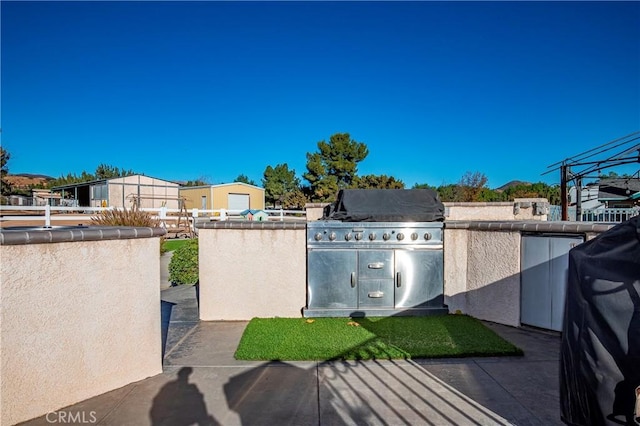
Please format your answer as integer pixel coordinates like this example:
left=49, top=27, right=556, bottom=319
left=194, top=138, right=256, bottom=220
left=0, top=226, right=164, bottom=426
left=198, top=222, right=306, bottom=320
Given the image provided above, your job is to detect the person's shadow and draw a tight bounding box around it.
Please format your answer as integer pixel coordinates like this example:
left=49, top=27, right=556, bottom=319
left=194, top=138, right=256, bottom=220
left=150, top=367, right=220, bottom=426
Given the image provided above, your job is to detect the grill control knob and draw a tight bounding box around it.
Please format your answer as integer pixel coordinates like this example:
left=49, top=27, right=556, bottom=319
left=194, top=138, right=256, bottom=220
left=328, top=232, right=337, bottom=241
left=424, top=232, right=432, bottom=240
left=397, top=233, right=405, bottom=241
left=411, top=232, right=418, bottom=240
left=354, top=233, right=363, bottom=241
left=314, top=233, right=323, bottom=241
left=382, top=232, right=391, bottom=241
left=344, top=233, right=353, bottom=241
left=369, top=233, right=376, bottom=241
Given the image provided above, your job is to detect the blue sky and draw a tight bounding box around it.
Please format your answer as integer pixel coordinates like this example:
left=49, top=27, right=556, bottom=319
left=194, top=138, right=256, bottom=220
left=2, top=1, right=639, bottom=188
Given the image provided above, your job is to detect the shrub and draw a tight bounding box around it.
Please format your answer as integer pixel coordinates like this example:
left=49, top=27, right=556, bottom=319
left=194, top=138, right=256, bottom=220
left=91, top=207, right=159, bottom=227
left=168, top=239, right=199, bottom=285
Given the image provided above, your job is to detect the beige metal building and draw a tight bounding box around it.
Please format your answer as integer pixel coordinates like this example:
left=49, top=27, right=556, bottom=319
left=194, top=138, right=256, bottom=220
left=52, top=175, right=180, bottom=209
left=180, top=183, right=265, bottom=212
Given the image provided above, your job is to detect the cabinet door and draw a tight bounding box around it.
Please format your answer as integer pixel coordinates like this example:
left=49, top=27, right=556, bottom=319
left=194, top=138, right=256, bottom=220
left=395, top=250, right=444, bottom=308
left=549, top=237, right=582, bottom=331
left=307, top=250, right=357, bottom=309
left=521, top=236, right=583, bottom=331
left=521, top=236, right=552, bottom=329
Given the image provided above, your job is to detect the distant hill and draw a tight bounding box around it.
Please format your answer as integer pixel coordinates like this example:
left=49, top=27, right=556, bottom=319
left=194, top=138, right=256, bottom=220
left=495, top=180, right=531, bottom=192
left=5, top=174, right=54, bottom=189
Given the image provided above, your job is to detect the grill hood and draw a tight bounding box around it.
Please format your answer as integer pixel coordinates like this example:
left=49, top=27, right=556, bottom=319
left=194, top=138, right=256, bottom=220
left=322, top=189, right=445, bottom=222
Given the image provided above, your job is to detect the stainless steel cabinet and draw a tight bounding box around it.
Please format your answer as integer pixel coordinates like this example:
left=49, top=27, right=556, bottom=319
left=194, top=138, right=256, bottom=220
left=395, top=249, right=444, bottom=308
left=521, top=235, right=583, bottom=331
left=307, top=250, right=358, bottom=309
left=307, top=248, right=444, bottom=311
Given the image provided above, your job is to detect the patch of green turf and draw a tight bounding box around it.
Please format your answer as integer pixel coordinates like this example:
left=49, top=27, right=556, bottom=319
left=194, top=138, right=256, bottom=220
left=162, top=238, right=193, bottom=253
left=234, top=315, right=523, bottom=361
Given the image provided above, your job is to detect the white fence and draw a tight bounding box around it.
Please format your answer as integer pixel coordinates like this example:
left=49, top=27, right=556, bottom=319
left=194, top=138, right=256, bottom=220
left=0, top=205, right=306, bottom=228
left=548, top=205, right=639, bottom=222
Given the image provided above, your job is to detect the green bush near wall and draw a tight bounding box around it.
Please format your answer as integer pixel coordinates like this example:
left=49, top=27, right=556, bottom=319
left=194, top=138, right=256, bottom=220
left=168, top=239, right=199, bottom=285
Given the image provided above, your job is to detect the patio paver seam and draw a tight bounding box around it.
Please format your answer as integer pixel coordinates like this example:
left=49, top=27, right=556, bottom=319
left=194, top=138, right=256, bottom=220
left=473, top=359, right=542, bottom=422
left=94, top=383, right=139, bottom=426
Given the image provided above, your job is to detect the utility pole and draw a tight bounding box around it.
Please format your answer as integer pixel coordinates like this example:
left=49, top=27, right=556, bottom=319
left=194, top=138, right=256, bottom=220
left=560, top=164, right=569, bottom=221
left=575, top=176, right=582, bottom=221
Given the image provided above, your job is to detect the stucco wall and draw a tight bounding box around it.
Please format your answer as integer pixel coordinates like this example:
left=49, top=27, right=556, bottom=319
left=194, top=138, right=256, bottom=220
left=305, top=203, right=330, bottom=221
left=445, top=199, right=549, bottom=221
left=198, top=223, right=306, bottom=320
left=443, top=228, right=468, bottom=315
left=465, top=230, right=522, bottom=326
left=0, top=235, right=162, bottom=425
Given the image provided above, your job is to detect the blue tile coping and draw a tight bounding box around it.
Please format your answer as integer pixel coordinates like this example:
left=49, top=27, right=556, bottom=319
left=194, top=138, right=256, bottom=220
left=0, top=225, right=167, bottom=245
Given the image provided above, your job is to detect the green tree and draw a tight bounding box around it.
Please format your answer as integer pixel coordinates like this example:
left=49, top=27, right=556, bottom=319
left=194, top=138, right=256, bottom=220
left=1, top=147, right=11, bottom=195
left=262, top=163, right=300, bottom=207
left=303, top=152, right=339, bottom=201
left=303, top=132, right=368, bottom=201
left=282, top=187, right=308, bottom=209
left=436, top=183, right=459, bottom=202
left=95, top=164, right=134, bottom=180
left=352, top=174, right=405, bottom=189
left=458, top=171, right=489, bottom=202
left=184, top=179, right=208, bottom=187
left=235, top=174, right=257, bottom=186
left=49, top=164, right=137, bottom=187
left=412, top=183, right=437, bottom=191
left=501, top=182, right=561, bottom=205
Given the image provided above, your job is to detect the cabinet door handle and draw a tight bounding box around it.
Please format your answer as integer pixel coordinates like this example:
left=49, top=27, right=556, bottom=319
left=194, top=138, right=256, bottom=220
left=350, top=272, right=356, bottom=288
left=396, top=271, right=402, bottom=287
left=368, top=262, right=384, bottom=269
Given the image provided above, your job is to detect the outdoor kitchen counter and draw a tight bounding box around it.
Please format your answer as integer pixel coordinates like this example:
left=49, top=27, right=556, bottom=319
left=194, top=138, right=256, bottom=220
left=442, top=219, right=618, bottom=330
left=196, top=220, right=307, bottom=320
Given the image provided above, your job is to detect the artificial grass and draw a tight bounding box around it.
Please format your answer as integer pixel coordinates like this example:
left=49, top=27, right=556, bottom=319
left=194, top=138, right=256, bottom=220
left=234, top=315, right=523, bottom=361
left=162, top=238, right=193, bottom=253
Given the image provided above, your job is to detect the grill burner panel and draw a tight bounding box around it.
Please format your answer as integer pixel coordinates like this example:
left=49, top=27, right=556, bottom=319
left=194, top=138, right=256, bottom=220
left=308, top=221, right=443, bottom=249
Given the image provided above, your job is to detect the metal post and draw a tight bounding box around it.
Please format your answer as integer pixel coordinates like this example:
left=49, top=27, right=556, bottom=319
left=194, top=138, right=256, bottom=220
left=575, top=176, right=583, bottom=221
left=45, top=204, right=51, bottom=227
left=560, top=164, right=569, bottom=221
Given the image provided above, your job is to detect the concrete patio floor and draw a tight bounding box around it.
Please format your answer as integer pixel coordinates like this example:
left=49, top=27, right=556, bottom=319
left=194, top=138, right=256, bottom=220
left=19, top=284, right=563, bottom=426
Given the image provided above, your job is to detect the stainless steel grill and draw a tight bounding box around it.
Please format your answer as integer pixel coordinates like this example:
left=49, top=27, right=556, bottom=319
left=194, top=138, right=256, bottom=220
left=303, top=189, right=448, bottom=318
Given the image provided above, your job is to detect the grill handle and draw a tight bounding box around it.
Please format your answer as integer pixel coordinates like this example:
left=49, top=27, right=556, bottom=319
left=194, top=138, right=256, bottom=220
left=396, top=272, right=402, bottom=287
left=350, top=272, right=356, bottom=288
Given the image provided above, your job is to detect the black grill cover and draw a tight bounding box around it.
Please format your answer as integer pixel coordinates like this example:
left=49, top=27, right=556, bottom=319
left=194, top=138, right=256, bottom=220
left=323, top=189, right=445, bottom=222
left=560, top=216, right=640, bottom=425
